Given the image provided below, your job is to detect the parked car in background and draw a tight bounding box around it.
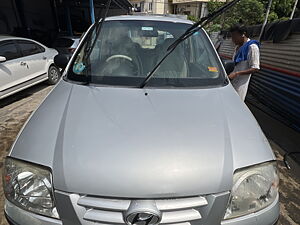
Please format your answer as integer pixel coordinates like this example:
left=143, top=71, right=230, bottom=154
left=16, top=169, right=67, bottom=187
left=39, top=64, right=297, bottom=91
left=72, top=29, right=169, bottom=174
left=3, top=16, right=279, bottom=225
left=52, top=36, right=80, bottom=57
left=0, top=36, right=60, bottom=100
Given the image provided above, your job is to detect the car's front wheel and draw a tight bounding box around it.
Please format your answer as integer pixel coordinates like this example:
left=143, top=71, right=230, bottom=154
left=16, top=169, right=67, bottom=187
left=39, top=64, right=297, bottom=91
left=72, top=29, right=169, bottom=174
left=47, top=65, right=61, bottom=85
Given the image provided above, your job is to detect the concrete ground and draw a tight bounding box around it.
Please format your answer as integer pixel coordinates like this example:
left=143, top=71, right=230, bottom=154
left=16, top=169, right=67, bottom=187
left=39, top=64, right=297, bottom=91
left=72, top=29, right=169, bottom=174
left=0, top=83, right=299, bottom=224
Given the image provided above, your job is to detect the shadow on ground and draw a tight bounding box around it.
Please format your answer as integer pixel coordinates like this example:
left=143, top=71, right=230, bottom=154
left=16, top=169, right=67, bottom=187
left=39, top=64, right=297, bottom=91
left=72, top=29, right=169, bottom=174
left=0, top=83, right=49, bottom=108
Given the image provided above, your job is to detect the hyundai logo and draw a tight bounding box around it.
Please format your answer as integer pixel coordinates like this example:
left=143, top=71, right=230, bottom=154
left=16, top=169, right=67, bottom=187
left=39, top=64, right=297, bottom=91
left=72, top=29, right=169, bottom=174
left=125, top=212, right=161, bottom=225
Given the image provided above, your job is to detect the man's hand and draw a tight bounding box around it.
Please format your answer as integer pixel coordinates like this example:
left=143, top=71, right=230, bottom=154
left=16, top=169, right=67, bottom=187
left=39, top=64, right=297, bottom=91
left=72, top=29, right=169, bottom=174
left=228, top=72, right=239, bottom=80
left=228, top=68, right=259, bottom=80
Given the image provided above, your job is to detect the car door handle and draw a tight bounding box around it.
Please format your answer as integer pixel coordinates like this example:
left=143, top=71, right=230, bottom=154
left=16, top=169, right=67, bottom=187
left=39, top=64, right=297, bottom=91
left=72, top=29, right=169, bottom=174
left=20, top=62, right=27, bottom=66
left=42, top=56, right=47, bottom=60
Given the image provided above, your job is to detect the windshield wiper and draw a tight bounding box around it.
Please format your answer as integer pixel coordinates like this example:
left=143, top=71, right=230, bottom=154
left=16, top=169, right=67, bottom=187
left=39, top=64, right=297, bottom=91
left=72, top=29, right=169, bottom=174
left=81, top=0, right=113, bottom=84
left=139, top=0, right=241, bottom=88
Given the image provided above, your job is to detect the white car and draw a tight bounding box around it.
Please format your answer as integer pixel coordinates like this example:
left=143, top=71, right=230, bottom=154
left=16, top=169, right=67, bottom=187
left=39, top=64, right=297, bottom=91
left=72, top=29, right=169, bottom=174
left=0, top=36, right=60, bottom=100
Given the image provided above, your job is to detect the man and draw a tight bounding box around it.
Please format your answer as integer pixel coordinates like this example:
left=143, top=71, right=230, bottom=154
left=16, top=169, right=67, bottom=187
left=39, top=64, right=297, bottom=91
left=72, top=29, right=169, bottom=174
left=228, top=26, right=260, bottom=101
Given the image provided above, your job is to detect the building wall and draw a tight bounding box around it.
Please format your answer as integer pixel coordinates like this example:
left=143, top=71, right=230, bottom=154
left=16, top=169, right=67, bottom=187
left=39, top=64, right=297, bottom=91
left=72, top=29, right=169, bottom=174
left=131, top=0, right=171, bottom=14
left=155, top=0, right=166, bottom=14
left=173, top=0, right=225, bottom=3
left=172, top=0, right=224, bottom=19
left=173, top=2, right=201, bottom=18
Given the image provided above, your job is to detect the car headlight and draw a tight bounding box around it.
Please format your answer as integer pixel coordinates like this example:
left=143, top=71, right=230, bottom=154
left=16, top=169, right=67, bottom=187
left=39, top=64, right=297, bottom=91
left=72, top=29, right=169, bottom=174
left=224, top=161, right=279, bottom=220
left=3, top=157, right=59, bottom=219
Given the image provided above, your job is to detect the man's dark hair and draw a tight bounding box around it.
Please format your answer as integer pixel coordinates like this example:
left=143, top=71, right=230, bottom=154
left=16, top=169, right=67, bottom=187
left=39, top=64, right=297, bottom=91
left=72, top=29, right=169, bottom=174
left=229, top=25, right=248, bottom=37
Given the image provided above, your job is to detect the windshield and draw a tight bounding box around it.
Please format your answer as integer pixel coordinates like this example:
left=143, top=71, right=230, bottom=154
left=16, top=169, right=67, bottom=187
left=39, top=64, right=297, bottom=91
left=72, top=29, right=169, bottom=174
left=69, top=20, right=225, bottom=87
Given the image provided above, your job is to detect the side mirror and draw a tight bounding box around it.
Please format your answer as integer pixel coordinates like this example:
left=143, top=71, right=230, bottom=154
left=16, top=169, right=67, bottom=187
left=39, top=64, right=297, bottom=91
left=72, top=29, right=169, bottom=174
left=222, top=59, right=235, bottom=74
left=0, top=56, right=7, bottom=63
left=54, top=54, right=70, bottom=70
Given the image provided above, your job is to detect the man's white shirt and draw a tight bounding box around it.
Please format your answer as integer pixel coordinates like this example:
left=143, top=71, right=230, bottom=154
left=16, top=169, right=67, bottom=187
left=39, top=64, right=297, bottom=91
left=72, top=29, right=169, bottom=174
left=231, top=39, right=260, bottom=101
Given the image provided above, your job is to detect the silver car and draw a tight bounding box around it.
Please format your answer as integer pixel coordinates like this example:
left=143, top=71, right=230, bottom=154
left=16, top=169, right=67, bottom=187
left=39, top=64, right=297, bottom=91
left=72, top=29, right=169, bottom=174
left=3, top=15, right=279, bottom=225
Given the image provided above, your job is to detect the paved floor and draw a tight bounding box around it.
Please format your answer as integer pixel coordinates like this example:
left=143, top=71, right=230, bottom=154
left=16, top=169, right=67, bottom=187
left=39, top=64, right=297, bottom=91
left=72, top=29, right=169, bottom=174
left=0, top=83, right=299, bottom=224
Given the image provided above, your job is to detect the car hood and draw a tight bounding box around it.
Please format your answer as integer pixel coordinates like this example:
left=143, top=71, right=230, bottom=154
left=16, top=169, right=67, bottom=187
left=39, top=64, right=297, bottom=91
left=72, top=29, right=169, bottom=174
left=10, top=80, right=275, bottom=198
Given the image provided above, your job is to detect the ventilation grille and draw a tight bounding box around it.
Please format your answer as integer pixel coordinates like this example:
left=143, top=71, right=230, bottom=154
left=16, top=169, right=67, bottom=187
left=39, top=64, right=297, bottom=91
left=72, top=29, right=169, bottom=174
left=77, top=195, right=208, bottom=224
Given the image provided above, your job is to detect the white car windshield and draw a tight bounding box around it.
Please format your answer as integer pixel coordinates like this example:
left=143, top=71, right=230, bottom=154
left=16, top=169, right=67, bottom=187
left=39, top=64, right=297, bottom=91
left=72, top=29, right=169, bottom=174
left=69, top=20, right=225, bottom=87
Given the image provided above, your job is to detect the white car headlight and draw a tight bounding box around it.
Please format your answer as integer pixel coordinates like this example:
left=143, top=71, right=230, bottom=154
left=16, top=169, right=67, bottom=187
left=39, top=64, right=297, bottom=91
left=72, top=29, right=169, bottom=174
left=3, top=157, right=59, bottom=219
left=224, top=161, right=279, bottom=220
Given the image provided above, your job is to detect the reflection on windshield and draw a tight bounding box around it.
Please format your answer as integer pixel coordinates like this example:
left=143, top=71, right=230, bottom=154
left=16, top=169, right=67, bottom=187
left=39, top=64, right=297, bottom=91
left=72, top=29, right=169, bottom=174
left=70, top=20, right=225, bottom=87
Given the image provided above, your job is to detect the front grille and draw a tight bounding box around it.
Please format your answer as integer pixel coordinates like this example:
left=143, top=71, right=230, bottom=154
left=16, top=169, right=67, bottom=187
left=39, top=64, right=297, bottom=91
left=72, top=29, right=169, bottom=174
left=77, top=195, right=208, bottom=224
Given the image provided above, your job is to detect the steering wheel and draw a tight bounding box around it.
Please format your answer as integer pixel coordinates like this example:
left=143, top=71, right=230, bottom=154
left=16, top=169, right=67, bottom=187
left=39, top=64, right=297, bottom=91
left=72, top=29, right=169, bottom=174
left=106, top=55, right=133, bottom=62
left=101, top=54, right=142, bottom=76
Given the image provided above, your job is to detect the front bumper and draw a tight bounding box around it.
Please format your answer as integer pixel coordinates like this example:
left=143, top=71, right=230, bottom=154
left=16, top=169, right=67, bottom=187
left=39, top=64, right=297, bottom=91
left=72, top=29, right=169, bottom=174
left=5, top=194, right=279, bottom=225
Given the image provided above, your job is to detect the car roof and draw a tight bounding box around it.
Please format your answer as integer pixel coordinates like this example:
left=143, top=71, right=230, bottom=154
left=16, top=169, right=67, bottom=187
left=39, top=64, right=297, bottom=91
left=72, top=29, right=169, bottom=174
left=0, top=35, right=34, bottom=41
left=0, top=35, right=36, bottom=42
left=0, top=35, right=47, bottom=47
left=105, top=15, right=194, bottom=24
left=0, top=35, right=17, bottom=41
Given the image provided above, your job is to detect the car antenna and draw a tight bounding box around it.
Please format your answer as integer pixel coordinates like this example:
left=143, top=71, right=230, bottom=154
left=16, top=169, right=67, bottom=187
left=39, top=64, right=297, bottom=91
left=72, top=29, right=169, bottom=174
left=139, top=0, right=241, bottom=88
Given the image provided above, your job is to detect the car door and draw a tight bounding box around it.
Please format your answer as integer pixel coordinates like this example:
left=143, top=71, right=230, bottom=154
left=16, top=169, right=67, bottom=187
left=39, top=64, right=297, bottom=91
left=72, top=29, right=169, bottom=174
left=16, top=40, right=47, bottom=81
left=0, top=40, right=24, bottom=92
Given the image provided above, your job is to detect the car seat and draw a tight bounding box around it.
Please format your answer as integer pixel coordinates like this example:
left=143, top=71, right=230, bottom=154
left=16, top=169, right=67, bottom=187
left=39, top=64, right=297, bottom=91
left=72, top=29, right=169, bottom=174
left=154, top=38, right=188, bottom=79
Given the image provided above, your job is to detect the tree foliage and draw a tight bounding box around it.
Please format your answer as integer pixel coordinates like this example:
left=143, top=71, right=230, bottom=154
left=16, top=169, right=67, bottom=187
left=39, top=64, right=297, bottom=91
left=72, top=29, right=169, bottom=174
left=206, top=0, right=299, bottom=32
left=188, top=15, right=198, bottom=22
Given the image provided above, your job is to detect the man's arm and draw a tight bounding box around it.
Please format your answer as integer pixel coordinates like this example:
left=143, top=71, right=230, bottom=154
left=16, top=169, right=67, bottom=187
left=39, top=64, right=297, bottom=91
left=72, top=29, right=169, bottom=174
left=228, top=44, right=260, bottom=79
left=228, top=68, right=259, bottom=79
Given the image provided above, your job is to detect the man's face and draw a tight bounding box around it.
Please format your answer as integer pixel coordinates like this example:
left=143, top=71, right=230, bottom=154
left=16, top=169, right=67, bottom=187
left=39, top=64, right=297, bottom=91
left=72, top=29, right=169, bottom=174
left=231, top=31, right=244, bottom=46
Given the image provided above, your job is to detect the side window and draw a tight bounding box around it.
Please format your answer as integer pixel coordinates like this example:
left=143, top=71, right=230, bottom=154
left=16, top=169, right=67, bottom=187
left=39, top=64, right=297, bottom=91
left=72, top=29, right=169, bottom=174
left=18, top=41, right=43, bottom=57
left=38, top=45, right=46, bottom=53
left=0, top=42, right=21, bottom=61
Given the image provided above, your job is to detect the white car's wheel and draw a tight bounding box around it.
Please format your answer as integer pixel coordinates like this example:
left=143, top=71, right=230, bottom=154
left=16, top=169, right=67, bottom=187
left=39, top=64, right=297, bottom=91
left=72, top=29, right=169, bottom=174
left=48, top=65, right=61, bottom=85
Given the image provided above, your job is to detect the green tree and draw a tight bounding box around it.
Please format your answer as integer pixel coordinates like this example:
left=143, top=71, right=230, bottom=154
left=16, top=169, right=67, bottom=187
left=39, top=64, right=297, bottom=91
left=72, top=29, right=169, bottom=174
left=188, top=15, right=199, bottom=22
left=260, top=0, right=294, bottom=18
left=206, top=0, right=299, bottom=32
left=207, top=0, right=264, bottom=31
